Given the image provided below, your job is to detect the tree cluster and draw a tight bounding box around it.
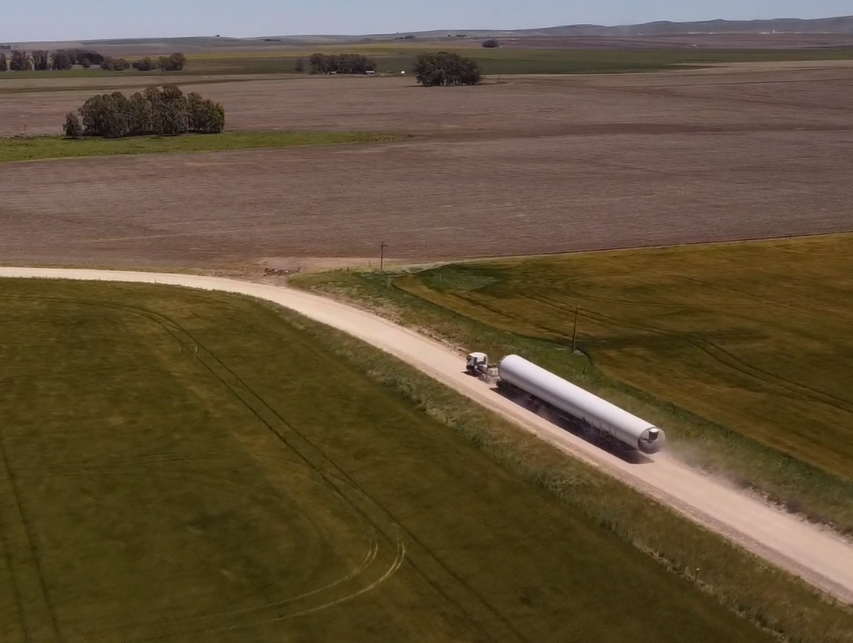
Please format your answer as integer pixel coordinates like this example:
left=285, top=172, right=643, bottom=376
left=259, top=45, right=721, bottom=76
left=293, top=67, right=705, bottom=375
left=413, top=52, right=482, bottom=87
left=6, top=50, right=31, bottom=71
left=308, top=53, right=377, bottom=74
left=63, top=85, right=225, bottom=139
left=48, top=49, right=106, bottom=70
left=482, top=39, right=500, bottom=48
left=128, top=53, right=186, bottom=72
left=101, top=57, right=130, bottom=71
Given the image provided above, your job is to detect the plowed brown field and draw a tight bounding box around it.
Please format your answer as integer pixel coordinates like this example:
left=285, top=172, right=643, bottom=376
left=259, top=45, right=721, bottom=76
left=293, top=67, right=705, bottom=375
left=2, top=63, right=853, bottom=271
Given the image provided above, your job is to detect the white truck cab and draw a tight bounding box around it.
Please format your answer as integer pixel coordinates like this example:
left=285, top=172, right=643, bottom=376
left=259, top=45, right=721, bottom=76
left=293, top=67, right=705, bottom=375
left=466, top=352, right=489, bottom=374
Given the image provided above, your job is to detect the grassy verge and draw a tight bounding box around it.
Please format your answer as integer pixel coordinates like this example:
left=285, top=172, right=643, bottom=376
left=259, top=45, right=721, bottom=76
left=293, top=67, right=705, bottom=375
left=0, top=75, right=283, bottom=96
left=0, top=131, right=401, bottom=163
left=291, top=235, right=853, bottom=536
left=269, top=284, right=853, bottom=643
left=0, top=278, right=790, bottom=642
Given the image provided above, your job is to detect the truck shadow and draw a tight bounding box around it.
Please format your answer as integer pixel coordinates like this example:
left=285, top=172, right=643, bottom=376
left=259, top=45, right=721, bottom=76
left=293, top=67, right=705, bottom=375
left=488, top=384, right=654, bottom=465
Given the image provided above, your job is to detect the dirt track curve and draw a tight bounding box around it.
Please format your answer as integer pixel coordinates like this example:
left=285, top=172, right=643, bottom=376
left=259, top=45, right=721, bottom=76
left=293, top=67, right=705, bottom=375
left=2, top=267, right=852, bottom=604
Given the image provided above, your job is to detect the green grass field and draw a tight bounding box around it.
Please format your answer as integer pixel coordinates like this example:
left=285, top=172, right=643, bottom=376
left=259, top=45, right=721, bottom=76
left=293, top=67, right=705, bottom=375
left=0, top=278, right=807, bottom=643
left=3, top=47, right=852, bottom=79
left=184, top=46, right=853, bottom=76
left=0, top=76, right=271, bottom=96
left=0, top=131, right=400, bottom=163
left=0, top=69, right=183, bottom=80
left=294, top=235, right=853, bottom=535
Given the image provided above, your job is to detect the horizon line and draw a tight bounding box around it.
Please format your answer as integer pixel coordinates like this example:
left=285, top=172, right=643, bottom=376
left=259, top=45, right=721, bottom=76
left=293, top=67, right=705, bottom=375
left=3, top=13, right=852, bottom=45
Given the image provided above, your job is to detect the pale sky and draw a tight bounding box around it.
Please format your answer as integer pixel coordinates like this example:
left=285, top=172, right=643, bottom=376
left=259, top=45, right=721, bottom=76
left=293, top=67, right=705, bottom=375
left=2, top=0, right=851, bottom=43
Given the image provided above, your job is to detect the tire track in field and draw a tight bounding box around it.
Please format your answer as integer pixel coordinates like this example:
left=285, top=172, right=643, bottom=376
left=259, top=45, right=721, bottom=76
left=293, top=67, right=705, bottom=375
left=0, top=430, right=63, bottom=643
left=675, top=275, right=853, bottom=323
left=529, top=293, right=853, bottom=415
left=439, top=290, right=573, bottom=344
left=13, top=294, right=506, bottom=642
left=58, top=462, right=380, bottom=640
left=0, top=294, right=196, bottom=384
left=400, top=282, right=853, bottom=435
left=0, top=297, right=402, bottom=641
left=0, top=535, right=29, bottom=643
left=592, top=307, right=853, bottom=414
left=122, top=302, right=530, bottom=643
left=20, top=298, right=398, bottom=640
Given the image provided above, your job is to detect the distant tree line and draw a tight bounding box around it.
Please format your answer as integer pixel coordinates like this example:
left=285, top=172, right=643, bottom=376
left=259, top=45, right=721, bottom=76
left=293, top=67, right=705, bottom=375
left=413, top=52, right=482, bottom=86
left=292, top=50, right=483, bottom=85
left=100, top=53, right=186, bottom=72
left=0, top=49, right=186, bottom=72
left=63, top=85, right=225, bottom=139
left=0, top=49, right=105, bottom=71
left=308, top=53, right=376, bottom=74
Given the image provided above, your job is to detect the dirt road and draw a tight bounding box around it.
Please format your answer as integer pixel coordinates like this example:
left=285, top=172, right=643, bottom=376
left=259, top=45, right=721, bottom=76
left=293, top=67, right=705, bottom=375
left=2, top=266, right=852, bottom=604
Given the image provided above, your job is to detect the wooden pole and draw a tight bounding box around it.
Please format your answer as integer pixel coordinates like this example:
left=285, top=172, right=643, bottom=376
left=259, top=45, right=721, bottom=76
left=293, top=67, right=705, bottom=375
left=379, top=241, right=387, bottom=271
left=571, top=306, right=579, bottom=353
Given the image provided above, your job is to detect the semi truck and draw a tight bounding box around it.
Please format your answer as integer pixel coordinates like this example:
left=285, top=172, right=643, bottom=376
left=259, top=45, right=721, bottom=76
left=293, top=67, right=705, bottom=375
left=465, top=352, right=665, bottom=455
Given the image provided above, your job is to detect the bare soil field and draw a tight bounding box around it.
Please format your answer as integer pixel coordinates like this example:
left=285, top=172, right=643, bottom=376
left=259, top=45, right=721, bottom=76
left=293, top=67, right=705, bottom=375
left=1, top=63, right=852, bottom=270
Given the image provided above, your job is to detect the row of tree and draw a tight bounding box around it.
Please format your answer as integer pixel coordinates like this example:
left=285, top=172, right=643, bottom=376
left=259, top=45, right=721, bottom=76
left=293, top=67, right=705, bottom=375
left=305, top=53, right=377, bottom=75
left=0, top=50, right=185, bottom=72
left=413, top=52, right=482, bottom=86
left=99, top=53, right=186, bottom=72
left=2, top=46, right=481, bottom=86
left=63, top=85, right=225, bottom=139
left=1, top=49, right=103, bottom=71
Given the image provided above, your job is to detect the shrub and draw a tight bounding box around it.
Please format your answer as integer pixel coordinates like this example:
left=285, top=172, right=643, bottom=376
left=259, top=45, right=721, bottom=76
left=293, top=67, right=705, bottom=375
left=413, top=52, right=482, bottom=86
left=132, top=57, right=156, bottom=72
left=100, top=56, right=129, bottom=71
left=157, top=53, right=186, bottom=71
left=63, top=112, right=83, bottom=138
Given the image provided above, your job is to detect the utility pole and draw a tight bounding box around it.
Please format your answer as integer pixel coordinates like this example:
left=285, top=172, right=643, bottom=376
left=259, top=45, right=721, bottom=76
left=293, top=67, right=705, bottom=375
left=571, top=306, right=579, bottom=353
left=379, top=241, right=387, bottom=271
